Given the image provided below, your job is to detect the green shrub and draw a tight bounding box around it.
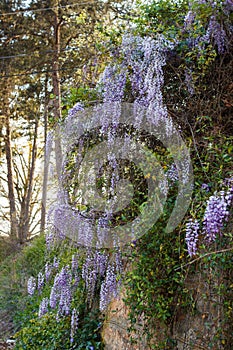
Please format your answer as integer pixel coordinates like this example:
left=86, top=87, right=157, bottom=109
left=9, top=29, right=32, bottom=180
left=0, top=235, right=46, bottom=334
left=14, top=309, right=103, bottom=350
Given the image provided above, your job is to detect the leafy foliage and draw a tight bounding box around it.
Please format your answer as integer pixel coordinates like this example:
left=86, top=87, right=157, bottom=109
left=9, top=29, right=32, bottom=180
left=14, top=310, right=103, bottom=350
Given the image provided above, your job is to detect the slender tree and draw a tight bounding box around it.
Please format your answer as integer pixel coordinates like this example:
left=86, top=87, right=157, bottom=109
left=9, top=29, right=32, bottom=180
left=0, top=0, right=131, bottom=241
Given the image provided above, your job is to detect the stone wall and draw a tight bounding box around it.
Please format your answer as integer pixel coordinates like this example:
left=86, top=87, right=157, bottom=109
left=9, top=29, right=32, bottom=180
left=102, top=269, right=232, bottom=349
left=101, top=292, right=147, bottom=350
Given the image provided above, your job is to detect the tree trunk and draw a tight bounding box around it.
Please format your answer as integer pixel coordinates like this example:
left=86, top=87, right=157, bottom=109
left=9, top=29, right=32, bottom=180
left=3, top=92, right=18, bottom=239
left=40, top=95, right=49, bottom=234
left=52, top=2, right=63, bottom=182
left=18, top=120, right=38, bottom=243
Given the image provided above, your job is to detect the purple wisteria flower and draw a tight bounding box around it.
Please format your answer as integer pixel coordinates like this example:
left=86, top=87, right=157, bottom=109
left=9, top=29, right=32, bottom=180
left=225, top=177, right=233, bottom=203
left=58, top=266, right=71, bottom=287
left=95, top=250, right=108, bottom=277
left=27, top=276, right=36, bottom=296
left=37, top=272, right=45, bottom=293
left=223, top=0, right=233, bottom=15
left=53, top=257, right=60, bottom=270
left=70, top=308, right=79, bottom=344
left=166, top=163, right=179, bottom=184
left=184, top=10, right=196, bottom=29
left=38, top=297, right=49, bottom=318
left=199, top=14, right=228, bottom=53
left=185, top=219, right=199, bottom=257
left=183, top=1, right=232, bottom=54
left=201, top=183, right=210, bottom=192
left=68, top=102, right=84, bottom=119
left=203, top=191, right=229, bottom=242
left=52, top=205, right=71, bottom=240
left=100, top=64, right=127, bottom=103
left=209, top=16, right=227, bottom=54
left=100, top=264, right=118, bottom=311
left=58, top=285, right=72, bottom=316
left=112, top=33, right=175, bottom=128
left=45, top=263, right=52, bottom=282
left=45, top=231, right=54, bottom=250
left=82, top=252, right=97, bottom=303
left=48, top=265, right=73, bottom=315
left=50, top=285, right=59, bottom=309
left=96, top=214, right=111, bottom=248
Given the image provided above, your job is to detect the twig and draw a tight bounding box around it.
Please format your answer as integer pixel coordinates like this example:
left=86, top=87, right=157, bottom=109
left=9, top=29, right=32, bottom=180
left=175, top=247, right=233, bottom=270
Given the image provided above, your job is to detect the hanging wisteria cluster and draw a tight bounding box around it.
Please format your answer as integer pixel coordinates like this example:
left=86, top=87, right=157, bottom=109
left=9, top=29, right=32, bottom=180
left=28, top=250, right=122, bottom=343
left=183, top=0, right=233, bottom=92
left=184, top=0, right=232, bottom=54
left=185, top=219, right=199, bottom=257
left=26, top=1, right=233, bottom=344
left=203, top=191, right=230, bottom=242
left=185, top=178, right=233, bottom=256
left=70, top=308, right=79, bottom=344
left=47, top=31, right=181, bottom=247
left=38, top=32, right=186, bottom=346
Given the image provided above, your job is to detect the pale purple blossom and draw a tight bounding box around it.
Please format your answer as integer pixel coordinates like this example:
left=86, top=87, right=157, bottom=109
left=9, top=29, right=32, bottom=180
left=198, top=14, right=228, bottom=53
left=185, top=219, right=199, bottom=257
left=100, top=264, right=118, bottom=311
left=45, top=263, right=52, bottom=282
left=184, top=10, right=196, bottom=29
left=209, top=16, right=227, bottom=53
left=82, top=252, right=97, bottom=303
left=203, top=192, right=229, bottom=242
left=70, top=308, right=79, bottom=344
left=119, top=33, right=175, bottom=124
left=50, top=285, right=59, bottom=309
left=53, top=257, right=60, bottom=270
left=201, top=183, right=210, bottom=192
left=57, top=266, right=71, bottom=287
left=37, top=272, right=45, bottom=292
left=223, top=0, right=233, bottom=15
left=68, top=102, right=84, bottom=119
left=27, top=276, right=36, bottom=296
left=166, top=163, right=179, bottom=184
left=45, top=231, right=54, bottom=250
left=95, top=250, right=108, bottom=277
left=100, top=65, right=127, bottom=102
left=58, top=285, right=72, bottom=316
left=49, top=266, right=73, bottom=314
left=38, top=297, right=49, bottom=318
left=96, top=216, right=111, bottom=248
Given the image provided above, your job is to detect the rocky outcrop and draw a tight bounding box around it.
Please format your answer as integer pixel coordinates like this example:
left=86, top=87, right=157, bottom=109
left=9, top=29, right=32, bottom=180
left=101, top=292, right=147, bottom=350
left=102, top=268, right=231, bottom=350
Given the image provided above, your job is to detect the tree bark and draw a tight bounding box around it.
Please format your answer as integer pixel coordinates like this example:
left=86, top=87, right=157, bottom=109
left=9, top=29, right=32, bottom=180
left=52, top=1, right=63, bottom=182
left=18, top=119, right=38, bottom=243
left=40, top=92, right=49, bottom=234
left=3, top=91, right=18, bottom=239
